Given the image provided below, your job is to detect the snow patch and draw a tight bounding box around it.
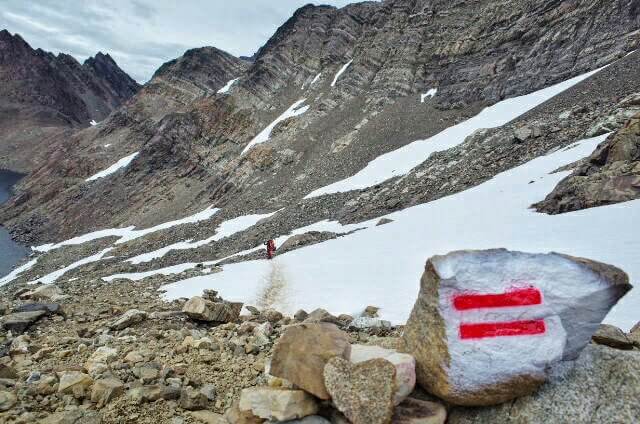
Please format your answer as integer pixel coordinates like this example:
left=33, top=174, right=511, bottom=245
left=0, top=258, right=38, bottom=286
left=126, top=211, right=277, bottom=265
left=90, top=120, right=98, bottom=126
left=33, top=206, right=219, bottom=252
left=306, top=67, right=604, bottom=198
left=331, top=60, right=353, bottom=87
left=161, top=134, right=640, bottom=331
left=31, top=248, right=113, bottom=285
left=217, top=78, right=239, bottom=94
left=310, top=73, right=322, bottom=86
left=421, top=88, right=438, bottom=102
left=242, top=99, right=310, bottom=154
left=86, top=152, right=139, bottom=182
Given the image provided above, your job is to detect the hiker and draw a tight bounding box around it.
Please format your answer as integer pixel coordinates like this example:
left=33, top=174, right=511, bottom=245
left=265, top=239, right=276, bottom=259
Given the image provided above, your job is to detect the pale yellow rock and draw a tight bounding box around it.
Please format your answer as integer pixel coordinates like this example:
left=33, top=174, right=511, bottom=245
left=239, top=387, right=318, bottom=422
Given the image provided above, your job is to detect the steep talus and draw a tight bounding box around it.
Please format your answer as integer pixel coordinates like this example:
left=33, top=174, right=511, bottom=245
left=0, top=30, right=140, bottom=173
left=1, top=0, right=640, bottom=246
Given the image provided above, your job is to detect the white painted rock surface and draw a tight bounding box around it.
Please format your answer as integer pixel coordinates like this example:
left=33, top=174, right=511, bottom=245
left=403, top=249, right=632, bottom=406
left=350, top=344, right=416, bottom=405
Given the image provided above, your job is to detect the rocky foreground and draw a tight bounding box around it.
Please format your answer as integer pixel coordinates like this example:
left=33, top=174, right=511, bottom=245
left=0, top=250, right=638, bottom=424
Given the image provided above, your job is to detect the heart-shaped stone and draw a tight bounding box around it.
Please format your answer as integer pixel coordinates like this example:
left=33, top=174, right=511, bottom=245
left=324, top=357, right=396, bottom=424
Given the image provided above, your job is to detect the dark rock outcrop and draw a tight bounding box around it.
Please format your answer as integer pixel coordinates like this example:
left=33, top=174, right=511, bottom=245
left=534, top=111, right=640, bottom=214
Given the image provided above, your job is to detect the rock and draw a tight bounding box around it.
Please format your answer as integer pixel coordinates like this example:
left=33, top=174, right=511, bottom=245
left=22, top=284, right=64, bottom=301
left=182, top=297, right=242, bottom=322
left=40, top=410, right=102, bottom=424
left=262, top=309, right=283, bottom=323
left=180, top=386, right=208, bottom=410
left=270, top=323, right=351, bottom=399
left=349, top=317, right=391, bottom=330
left=592, top=324, right=634, bottom=350
left=2, top=310, right=47, bottom=334
left=350, top=344, right=415, bottom=405
left=134, top=364, right=161, bottom=384
left=10, top=334, right=32, bottom=355
left=392, top=397, right=447, bottom=424
left=362, top=305, right=380, bottom=317
left=246, top=306, right=261, bottom=316
left=303, top=308, right=341, bottom=325
left=57, top=371, right=93, bottom=398
left=0, top=390, right=17, bottom=411
left=239, top=387, right=318, bottom=422
left=448, top=344, right=640, bottom=423
left=324, top=357, right=396, bottom=424
left=403, top=249, right=632, bottom=406
left=629, top=322, right=640, bottom=347
left=13, top=302, right=62, bottom=315
left=187, top=410, right=226, bottom=424
left=124, top=351, right=145, bottom=364
left=376, top=218, right=394, bottom=226
left=294, top=309, right=309, bottom=321
left=128, top=384, right=180, bottom=403
left=0, top=364, right=17, bottom=379
left=110, top=309, right=147, bottom=330
left=85, top=346, right=118, bottom=377
left=91, top=378, right=124, bottom=408
left=284, top=417, right=331, bottom=424
left=200, top=384, right=216, bottom=401
left=514, top=126, right=533, bottom=141
left=224, top=399, right=264, bottom=423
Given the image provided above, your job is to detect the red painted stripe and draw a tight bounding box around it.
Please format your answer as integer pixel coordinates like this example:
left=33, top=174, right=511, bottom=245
left=453, top=287, right=542, bottom=311
left=459, top=319, right=546, bottom=339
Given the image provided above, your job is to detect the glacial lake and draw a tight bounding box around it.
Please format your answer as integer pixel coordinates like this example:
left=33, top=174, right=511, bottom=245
left=0, top=170, right=29, bottom=278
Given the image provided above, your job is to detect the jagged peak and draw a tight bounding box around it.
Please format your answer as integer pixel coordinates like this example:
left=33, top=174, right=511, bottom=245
left=151, top=46, right=244, bottom=80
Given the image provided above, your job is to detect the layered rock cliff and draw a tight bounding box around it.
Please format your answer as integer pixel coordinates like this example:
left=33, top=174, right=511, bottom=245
left=0, top=30, right=140, bottom=172
left=3, top=0, right=640, bottom=244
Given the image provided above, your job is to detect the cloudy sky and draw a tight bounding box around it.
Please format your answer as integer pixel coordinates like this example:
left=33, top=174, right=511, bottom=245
left=0, top=0, right=361, bottom=82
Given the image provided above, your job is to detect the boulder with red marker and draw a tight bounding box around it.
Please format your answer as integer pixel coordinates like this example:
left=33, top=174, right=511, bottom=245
left=403, top=249, right=632, bottom=406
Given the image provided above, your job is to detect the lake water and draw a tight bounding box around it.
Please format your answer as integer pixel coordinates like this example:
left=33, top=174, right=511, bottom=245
left=0, top=170, right=29, bottom=278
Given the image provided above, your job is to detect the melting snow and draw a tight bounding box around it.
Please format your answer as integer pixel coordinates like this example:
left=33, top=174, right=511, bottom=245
left=90, top=120, right=98, bottom=126
left=31, top=248, right=113, bottom=285
left=421, top=88, right=438, bottom=102
left=86, top=152, right=139, bottom=182
left=242, top=99, right=310, bottom=154
left=33, top=206, right=219, bottom=253
left=0, top=258, right=38, bottom=286
left=217, top=78, right=239, bottom=94
left=127, top=211, right=277, bottom=265
left=331, top=60, right=353, bottom=87
left=306, top=67, right=604, bottom=198
left=161, top=134, right=640, bottom=331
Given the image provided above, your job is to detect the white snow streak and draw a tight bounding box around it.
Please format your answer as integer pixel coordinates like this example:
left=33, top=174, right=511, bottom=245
left=31, top=248, right=113, bottom=285
left=90, top=120, right=98, bottom=126
left=331, top=60, right=353, bottom=87
left=242, top=99, right=310, bottom=154
left=0, top=258, right=38, bottom=286
left=33, top=206, right=220, bottom=253
left=217, top=78, right=239, bottom=94
left=127, top=211, right=277, bottom=265
left=86, top=152, right=139, bottom=182
left=161, top=134, right=640, bottom=331
left=421, top=88, right=438, bottom=102
left=310, top=73, right=322, bottom=86
left=306, top=67, right=604, bottom=198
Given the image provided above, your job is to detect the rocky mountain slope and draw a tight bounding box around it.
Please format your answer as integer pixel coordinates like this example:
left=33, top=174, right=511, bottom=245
left=1, top=0, right=640, bottom=423
left=0, top=30, right=140, bottom=172
left=2, top=0, right=640, bottom=244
